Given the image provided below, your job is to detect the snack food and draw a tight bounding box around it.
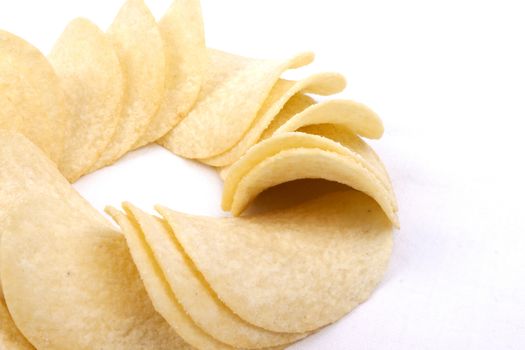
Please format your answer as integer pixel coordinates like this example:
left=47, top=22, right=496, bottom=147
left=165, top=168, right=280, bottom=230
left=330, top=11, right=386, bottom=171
left=113, top=203, right=306, bottom=348
left=0, top=0, right=398, bottom=348
left=0, top=31, right=67, bottom=164
left=159, top=49, right=315, bottom=159
left=136, top=0, right=206, bottom=147
left=49, top=18, right=124, bottom=181
left=0, top=132, right=187, bottom=349
left=91, top=0, right=166, bottom=170
left=0, top=298, right=34, bottom=350
left=156, top=190, right=393, bottom=333
left=202, top=73, right=347, bottom=167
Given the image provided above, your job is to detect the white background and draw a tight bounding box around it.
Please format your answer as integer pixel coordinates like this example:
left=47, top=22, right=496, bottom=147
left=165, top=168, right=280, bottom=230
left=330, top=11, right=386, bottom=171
left=1, top=1, right=524, bottom=349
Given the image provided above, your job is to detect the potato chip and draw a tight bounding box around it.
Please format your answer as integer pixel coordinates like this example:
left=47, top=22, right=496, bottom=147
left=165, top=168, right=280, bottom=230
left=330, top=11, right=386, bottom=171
left=202, top=73, right=347, bottom=167
left=91, top=0, right=166, bottom=170
left=120, top=203, right=307, bottom=348
left=271, top=99, right=384, bottom=140
left=221, top=132, right=397, bottom=216
left=300, top=124, right=397, bottom=211
left=0, top=30, right=67, bottom=164
left=0, top=299, right=34, bottom=350
left=105, top=207, right=231, bottom=350
left=0, top=131, right=187, bottom=349
left=226, top=147, right=398, bottom=226
left=49, top=18, right=124, bottom=182
left=157, top=190, right=393, bottom=333
left=258, top=93, right=316, bottom=140
left=136, top=0, right=206, bottom=147
left=159, top=49, right=314, bottom=159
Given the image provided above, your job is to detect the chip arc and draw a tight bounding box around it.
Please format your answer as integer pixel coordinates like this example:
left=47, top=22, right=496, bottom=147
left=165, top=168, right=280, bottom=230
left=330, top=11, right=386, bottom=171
left=105, top=207, right=233, bottom=350
left=120, top=203, right=307, bottom=348
left=157, top=190, right=393, bottom=333
left=202, top=72, right=347, bottom=167
left=0, top=131, right=188, bottom=350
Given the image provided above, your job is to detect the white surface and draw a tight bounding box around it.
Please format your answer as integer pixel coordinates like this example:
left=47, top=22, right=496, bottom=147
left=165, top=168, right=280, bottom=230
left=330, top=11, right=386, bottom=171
left=2, top=0, right=525, bottom=349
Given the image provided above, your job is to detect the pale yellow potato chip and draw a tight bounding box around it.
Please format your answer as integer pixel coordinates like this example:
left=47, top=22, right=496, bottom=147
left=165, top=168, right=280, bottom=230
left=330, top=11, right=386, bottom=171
left=218, top=95, right=384, bottom=179
left=259, top=93, right=316, bottom=140
left=91, top=0, right=166, bottom=170
left=136, top=0, right=206, bottom=147
left=0, top=131, right=188, bottom=349
left=159, top=49, right=314, bottom=159
left=221, top=132, right=397, bottom=217
left=122, top=203, right=307, bottom=348
left=49, top=18, right=124, bottom=182
left=226, top=147, right=398, bottom=226
left=105, top=207, right=230, bottom=350
left=157, top=190, right=393, bottom=333
left=272, top=99, right=384, bottom=140
left=300, top=124, right=397, bottom=211
left=0, top=299, right=34, bottom=350
left=202, top=73, right=347, bottom=167
left=0, top=30, right=67, bottom=164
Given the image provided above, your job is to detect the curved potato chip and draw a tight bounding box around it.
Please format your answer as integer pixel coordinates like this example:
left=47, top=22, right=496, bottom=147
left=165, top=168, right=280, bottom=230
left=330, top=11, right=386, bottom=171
left=259, top=93, right=316, bottom=140
left=91, top=0, right=166, bottom=170
left=105, top=207, right=232, bottom=350
left=0, top=299, right=34, bottom=350
left=49, top=18, right=124, bottom=182
left=273, top=99, right=384, bottom=140
left=221, top=132, right=396, bottom=215
left=159, top=49, right=314, bottom=159
left=120, top=203, right=306, bottom=348
left=0, top=30, right=67, bottom=163
left=157, top=191, right=393, bottom=333
left=202, top=73, right=347, bottom=167
left=0, top=131, right=187, bottom=349
left=300, top=124, right=397, bottom=211
left=136, top=0, right=206, bottom=146
left=228, top=147, right=398, bottom=226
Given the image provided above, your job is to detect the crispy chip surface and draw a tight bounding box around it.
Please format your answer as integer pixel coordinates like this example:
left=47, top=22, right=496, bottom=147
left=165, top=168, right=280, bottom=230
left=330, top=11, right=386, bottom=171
left=91, top=0, right=166, bottom=170
left=157, top=191, right=393, bottom=333
left=202, top=73, right=346, bottom=167
left=121, top=204, right=306, bottom=348
left=106, top=207, right=231, bottom=350
left=0, top=299, right=34, bottom=350
left=0, top=31, right=67, bottom=164
left=49, top=18, right=124, bottom=181
left=227, top=147, right=398, bottom=226
left=0, top=132, right=188, bottom=350
left=159, top=49, right=314, bottom=159
left=137, top=0, right=206, bottom=146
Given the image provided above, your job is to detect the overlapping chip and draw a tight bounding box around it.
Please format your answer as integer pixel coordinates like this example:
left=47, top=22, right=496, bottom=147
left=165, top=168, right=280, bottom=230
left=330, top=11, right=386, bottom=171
left=0, top=298, right=34, bottom=350
left=155, top=190, right=393, bottom=333
left=0, top=132, right=189, bottom=349
left=159, top=49, right=315, bottom=159
left=49, top=18, right=124, bottom=182
left=112, top=203, right=307, bottom=348
left=136, top=0, right=207, bottom=147
left=202, top=73, right=347, bottom=167
left=0, top=30, right=68, bottom=164
left=91, top=0, right=166, bottom=170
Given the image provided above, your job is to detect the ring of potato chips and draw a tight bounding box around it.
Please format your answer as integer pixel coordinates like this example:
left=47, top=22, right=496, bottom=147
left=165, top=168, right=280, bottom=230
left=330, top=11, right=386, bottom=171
left=0, top=0, right=398, bottom=349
